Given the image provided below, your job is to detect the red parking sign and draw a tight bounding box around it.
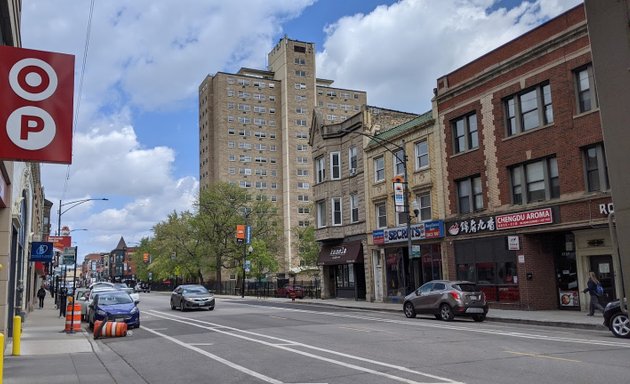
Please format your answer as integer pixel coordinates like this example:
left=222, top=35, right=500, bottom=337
left=0, top=46, right=74, bottom=163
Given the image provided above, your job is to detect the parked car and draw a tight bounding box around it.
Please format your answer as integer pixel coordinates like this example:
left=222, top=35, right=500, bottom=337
left=113, top=283, right=140, bottom=302
left=74, top=288, right=90, bottom=321
left=603, top=300, right=629, bottom=338
left=403, top=280, right=488, bottom=322
left=88, top=290, right=140, bottom=330
left=276, top=285, right=304, bottom=299
left=89, top=281, right=115, bottom=290
left=170, top=284, right=215, bottom=311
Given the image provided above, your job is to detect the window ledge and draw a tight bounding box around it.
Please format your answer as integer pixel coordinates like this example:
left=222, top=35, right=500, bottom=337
left=572, top=108, right=600, bottom=119
left=503, top=123, right=554, bottom=141
left=450, top=147, right=479, bottom=159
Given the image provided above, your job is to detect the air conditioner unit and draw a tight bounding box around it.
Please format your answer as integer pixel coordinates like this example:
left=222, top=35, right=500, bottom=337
left=349, top=168, right=357, bottom=176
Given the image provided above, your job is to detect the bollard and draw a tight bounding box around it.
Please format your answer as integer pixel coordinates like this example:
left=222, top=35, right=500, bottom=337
left=0, top=332, right=4, bottom=384
left=12, top=316, right=21, bottom=356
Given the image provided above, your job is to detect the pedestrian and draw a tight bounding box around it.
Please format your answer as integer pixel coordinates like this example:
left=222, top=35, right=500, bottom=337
left=583, top=271, right=605, bottom=316
left=59, top=287, right=67, bottom=318
left=37, top=285, right=46, bottom=309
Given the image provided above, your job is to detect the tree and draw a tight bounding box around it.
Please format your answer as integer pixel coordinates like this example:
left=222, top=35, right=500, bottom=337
left=293, top=225, right=319, bottom=267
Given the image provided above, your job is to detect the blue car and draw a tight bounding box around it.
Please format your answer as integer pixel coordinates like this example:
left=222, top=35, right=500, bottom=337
left=88, top=290, right=140, bottom=330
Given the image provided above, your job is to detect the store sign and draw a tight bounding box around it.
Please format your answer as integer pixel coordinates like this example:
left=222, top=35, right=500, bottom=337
left=372, top=220, right=444, bottom=245
left=599, top=202, right=614, bottom=215
left=446, top=208, right=554, bottom=236
left=47, top=235, right=71, bottom=253
left=30, top=242, right=53, bottom=262
left=0, top=46, right=75, bottom=163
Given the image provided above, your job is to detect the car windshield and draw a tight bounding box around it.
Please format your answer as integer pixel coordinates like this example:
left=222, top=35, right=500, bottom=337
left=454, top=283, right=478, bottom=292
left=98, top=292, right=133, bottom=305
left=183, top=286, right=209, bottom=295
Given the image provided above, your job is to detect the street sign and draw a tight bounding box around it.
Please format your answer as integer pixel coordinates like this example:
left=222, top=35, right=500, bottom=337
left=245, top=260, right=251, bottom=273
left=62, top=247, right=76, bottom=265
left=245, top=225, right=251, bottom=245
left=30, top=242, right=53, bottom=262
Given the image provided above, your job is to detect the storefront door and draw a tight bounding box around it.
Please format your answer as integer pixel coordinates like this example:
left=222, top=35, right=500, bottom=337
left=590, top=255, right=616, bottom=305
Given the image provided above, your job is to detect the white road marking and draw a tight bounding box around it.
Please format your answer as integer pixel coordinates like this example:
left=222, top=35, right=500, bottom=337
left=146, top=310, right=465, bottom=384
left=505, top=351, right=582, bottom=363
left=233, top=303, right=630, bottom=349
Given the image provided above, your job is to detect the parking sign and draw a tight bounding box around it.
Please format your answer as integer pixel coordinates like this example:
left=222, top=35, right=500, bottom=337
left=0, top=46, right=74, bottom=163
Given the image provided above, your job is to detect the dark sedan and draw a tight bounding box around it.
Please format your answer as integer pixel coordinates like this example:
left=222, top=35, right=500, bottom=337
left=170, top=284, right=215, bottom=311
left=88, top=290, right=140, bottom=330
left=603, top=300, right=629, bottom=338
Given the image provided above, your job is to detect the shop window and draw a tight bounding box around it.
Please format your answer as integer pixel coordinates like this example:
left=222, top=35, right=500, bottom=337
left=335, top=264, right=354, bottom=288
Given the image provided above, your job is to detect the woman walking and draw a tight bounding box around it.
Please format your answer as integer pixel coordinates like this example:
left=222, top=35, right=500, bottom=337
left=583, top=271, right=605, bottom=316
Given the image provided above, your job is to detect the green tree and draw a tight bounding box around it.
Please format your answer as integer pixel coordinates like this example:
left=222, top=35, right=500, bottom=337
left=293, top=225, right=319, bottom=267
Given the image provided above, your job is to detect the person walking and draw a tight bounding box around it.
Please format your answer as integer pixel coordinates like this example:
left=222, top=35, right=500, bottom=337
left=37, top=285, right=47, bottom=309
left=583, top=271, right=605, bottom=316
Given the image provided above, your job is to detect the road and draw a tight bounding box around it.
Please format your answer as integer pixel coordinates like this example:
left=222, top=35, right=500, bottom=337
left=96, top=293, right=630, bottom=384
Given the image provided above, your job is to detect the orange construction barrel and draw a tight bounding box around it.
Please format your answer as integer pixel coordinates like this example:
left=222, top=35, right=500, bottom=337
left=65, top=302, right=82, bottom=332
left=94, top=320, right=127, bottom=339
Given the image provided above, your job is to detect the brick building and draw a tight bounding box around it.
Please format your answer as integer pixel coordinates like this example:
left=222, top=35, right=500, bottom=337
left=435, top=5, right=616, bottom=311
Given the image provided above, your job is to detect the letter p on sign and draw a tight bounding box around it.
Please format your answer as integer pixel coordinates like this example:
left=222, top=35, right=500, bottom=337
left=0, top=47, right=74, bottom=163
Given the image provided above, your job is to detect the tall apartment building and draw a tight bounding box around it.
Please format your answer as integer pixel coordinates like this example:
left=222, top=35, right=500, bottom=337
left=199, top=38, right=366, bottom=274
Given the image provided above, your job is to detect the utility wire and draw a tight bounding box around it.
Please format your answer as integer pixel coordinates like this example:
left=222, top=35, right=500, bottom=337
left=61, top=0, right=95, bottom=200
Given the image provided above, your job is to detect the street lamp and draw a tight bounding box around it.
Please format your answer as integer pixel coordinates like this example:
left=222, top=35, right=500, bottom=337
left=57, top=198, right=108, bottom=235
left=342, top=128, right=414, bottom=296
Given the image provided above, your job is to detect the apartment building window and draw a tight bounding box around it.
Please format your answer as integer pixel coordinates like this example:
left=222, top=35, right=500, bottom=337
left=396, top=209, right=408, bottom=227
left=295, top=83, right=307, bottom=90
left=237, top=79, right=250, bottom=86
left=238, top=117, right=251, bottom=124
left=227, top=141, right=235, bottom=148
left=254, top=131, right=266, bottom=138
left=374, top=156, right=385, bottom=182
left=295, top=95, right=306, bottom=102
left=415, top=192, right=432, bottom=221
left=238, top=103, right=250, bottom=111
left=296, top=119, right=307, bottom=126
left=268, top=120, right=276, bottom=127
left=348, top=146, right=357, bottom=170
left=340, top=92, right=350, bottom=99
left=253, top=81, right=266, bottom=89
left=505, top=83, right=553, bottom=136
left=254, top=143, right=266, bottom=151
left=238, top=142, right=252, bottom=149
left=238, top=129, right=249, bottom=136
left=327, top=103, right=337, bottom=110
left=296, top=132, right=308, bottom=139
left=317, top=200, right=327, bottom=228
left=316, top=156, right=326, bottom=183
left=271, top=170, right=277, bottom=177
left=227, top=102, right=235, bottom=109
left=326, top=115, right=337, bottom=121
left=452, top=113, right=478, bottom=153
left=238, top=91, right=250, bottom=99
left=297, top=156, right=308, bottom=164
left=457, top=175, right=483, bottom=214
left=227, top=116, right=235, bottom=123
left=298, top=195, right=309, bottom=202
left=271, top=195, right=278, bottom=202
left=375, top=202, right=387, bottom=228
left=297, top=182, right=309, bottom=189
left=298, top=220, right=309, bottom=227
left=254, top=157, right=267, bottom=163
left=510, top=157, right=559, bottom=204
left=253, top=106, right=266, bottom=113
left=298, top=207, right=310, bottom=214
left=332, top=197, right=342, bottom=226
left=255, top=169, right=267, bottom=176
left=269, top=145, right=277, bottom=151
left=269, top=133, right=276, bottom=139
left=253, top=118, right=266, bottom=126
left=415, top=140, right=429, bottom=170
left=330, top=152, right=341, bottom=180
left=294, top=45, right=306, bottom=53
left=296, top=107, right=306, bottom=114
left=239, top=181, right=252, bottom=188
left=350, top=194, right=359, bottom=223
left=239, top=168, right=253, bottom=176
left=394, top=149, right=405, bottom=176
left=294, top=58, right=306, bottom=65
left=253, top=93, right=265, bottom=101
left=297, top=169, right=309, bottom=176
left=227, top=89, right=235, bottom=97
left=227, top=77, right=235, bottom=84
left=269, top=95, right=276, bottom=101
left=295, top=70, right=306, bottom=77
left=255, top=182, right=267, bottom=189
left=297, top=144, right=308, bottom=151
left=271, top=183, right=278, bottom=189
left=228, top=167, right=236, bottom=175
left=583, top=143, right=609, bottom=192
left=239, top=155, right=252, bottom=163
left=575, top=65, right=598, bottom=113
left=269, top=108, right=276, bottom=115
left=228, top=154, right=236, bottom=162
left=326, top=90, right=336, bottom=97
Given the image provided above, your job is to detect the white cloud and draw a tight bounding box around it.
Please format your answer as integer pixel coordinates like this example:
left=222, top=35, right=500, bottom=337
left=316, top=0, right=582, bottom=113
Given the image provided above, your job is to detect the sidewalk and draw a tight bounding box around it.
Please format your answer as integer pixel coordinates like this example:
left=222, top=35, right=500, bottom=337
left=2, top=294, right=607, bottom=383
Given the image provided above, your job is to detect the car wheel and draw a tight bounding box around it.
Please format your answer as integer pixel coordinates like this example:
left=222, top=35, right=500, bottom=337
left=208, top=306, right=215, bottom=311
left=403, top=302, right=416, bottom=318
left=610, top=312, right=630, bottom=338
left=180, top=300, right=186, bottom=312
left=439, top=304, right=454, bottom=321
left=472, top=314, right=486, bottom=322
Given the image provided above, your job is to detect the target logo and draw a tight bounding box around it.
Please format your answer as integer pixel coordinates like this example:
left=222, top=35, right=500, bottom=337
left=0, top=46, right=74, bottom=164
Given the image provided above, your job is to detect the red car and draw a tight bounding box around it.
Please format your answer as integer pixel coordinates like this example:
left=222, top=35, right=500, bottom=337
left=277, top=285, right=304, bottom=299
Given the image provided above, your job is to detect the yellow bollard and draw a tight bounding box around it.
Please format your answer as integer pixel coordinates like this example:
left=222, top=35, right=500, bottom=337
left=0, top=332, right=4, bottom=384
left=12, top=316, right=21, bottom=356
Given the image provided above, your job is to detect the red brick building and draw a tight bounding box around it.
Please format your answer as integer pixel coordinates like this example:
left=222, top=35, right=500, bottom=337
left=435, top=5, right=618, bottom=311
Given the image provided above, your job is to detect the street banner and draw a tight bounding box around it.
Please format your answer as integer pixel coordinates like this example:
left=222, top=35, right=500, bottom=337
left=48, top=235, right=71, bottom=253
left=393, top=182, right=405, bottom=212
left=236, top=224, right=245, bottom=243
left=30, top=242, right=53, bottom=262
left=0, top=46, right=75, bottom=163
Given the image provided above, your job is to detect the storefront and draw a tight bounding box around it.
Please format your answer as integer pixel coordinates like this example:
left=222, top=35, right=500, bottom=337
left=317, top=241, right=366, bottom=300
left=372, top=220, right=445, bottom=302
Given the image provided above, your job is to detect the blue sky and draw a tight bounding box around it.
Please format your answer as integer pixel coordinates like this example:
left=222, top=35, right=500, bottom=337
left=20, top=0, right=582, bottom=261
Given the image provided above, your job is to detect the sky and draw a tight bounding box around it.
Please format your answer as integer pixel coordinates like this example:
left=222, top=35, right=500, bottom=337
left=20, top=0, right=582, bottom=262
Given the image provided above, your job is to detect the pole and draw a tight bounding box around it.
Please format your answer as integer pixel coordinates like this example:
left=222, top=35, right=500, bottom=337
left=57, top=198, right=62, bottom=236
left=68, top=246, right=78, bottom=333
left=403, top=150, right=410, bottom=297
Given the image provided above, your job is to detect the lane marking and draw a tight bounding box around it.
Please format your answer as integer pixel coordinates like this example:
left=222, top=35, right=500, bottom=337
left=505, top=351, right=581, bottom=363
left=231, top=303, right=630, bottom=349
left=146, top=310, right=464, bottom=384
left=338, top=326, right=372, bottom=333
left=142, top=325, right=285, bottom=384
left=269, top=315, right=289, bottom=320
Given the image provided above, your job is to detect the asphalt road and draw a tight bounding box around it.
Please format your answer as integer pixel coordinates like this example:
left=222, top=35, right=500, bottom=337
left=96, top=293, right=630, bottom=384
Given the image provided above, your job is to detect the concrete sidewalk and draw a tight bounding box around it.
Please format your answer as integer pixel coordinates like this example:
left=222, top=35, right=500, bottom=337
left=2, top=293, right=608, bottom=383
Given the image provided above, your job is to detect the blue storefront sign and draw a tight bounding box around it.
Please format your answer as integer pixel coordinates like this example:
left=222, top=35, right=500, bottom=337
left=372, top=220, right=445, bottom=245
left=30, top=242, right=54, bottom=262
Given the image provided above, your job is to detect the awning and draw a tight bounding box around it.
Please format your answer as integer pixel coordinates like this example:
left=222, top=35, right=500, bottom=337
left=317, top=241, right=363, bottom=266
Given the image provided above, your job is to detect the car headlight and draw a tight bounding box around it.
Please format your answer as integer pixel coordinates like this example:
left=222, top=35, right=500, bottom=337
left=130, top=307, right=139, bottom=314
left=184, top=297, right=194, bottom=302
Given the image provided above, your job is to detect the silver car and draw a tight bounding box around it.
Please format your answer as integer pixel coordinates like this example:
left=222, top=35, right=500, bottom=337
left=403, top=280, right=488, bottom=322
left=170, top=284, right=215, bottom=311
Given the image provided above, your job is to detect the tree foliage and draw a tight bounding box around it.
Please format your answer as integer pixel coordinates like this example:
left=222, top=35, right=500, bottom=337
left=293, top=225, right=319, bottom=267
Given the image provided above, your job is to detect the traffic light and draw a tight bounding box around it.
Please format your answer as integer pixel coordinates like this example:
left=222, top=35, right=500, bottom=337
left=143, top=253, right=149, bottom=263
